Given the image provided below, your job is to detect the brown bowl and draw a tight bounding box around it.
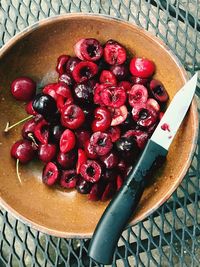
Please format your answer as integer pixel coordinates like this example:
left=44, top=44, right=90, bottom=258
left=0, top=14, right=198, bottom=238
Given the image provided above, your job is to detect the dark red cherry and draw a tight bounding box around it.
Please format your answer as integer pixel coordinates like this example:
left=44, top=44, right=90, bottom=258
left=61, top=104, right=85, bottom=129
left=76, top=149, right=87, bottom=174
left=56, top=55, right=70, bottom=75
left=43, top=83, right=58, bottom=101
left=100, top=86, right=127, bottom=108
left=80, top=160, right=101, bottom=183
left=117, top=159, right=128, bottom=173
left=103, top=40, right=126, bottom=65
left=120, top=111, right=136, bottom=132
left=32, top=93, right=58, bottom=122
left=110, top=64, right=128, bottom=81
left=74, top=81, right=94, bottom=104
left=105, top=126, right=121, bottom=142
left=22, top=118, right=37, bottom=140
left=57, top=150, right=76, bottom=169
left=84, top=140, right=98, bottom=159
left=132, top=103, right=158, bottom=127
left=130, top=57, right=155, bottom=78
left=49, top=124, right=64, bottom=143
left=75, top=129, right=91, bottom=149
left=11, top=77, right=36, bottom=101
left=66, top=57, right=81, bottom=73
left=99, top=70, right=117, bottom=85
left=118, top=81, right=132, bottom=92
left=74, top=38, right=103, bottom=61
left=72, top=61, right=98, bottom=83
left=76, top=178, right=92, bottom=194
left=42, top=162, right=59, bottom=186
left=102, top=169, right=117, bottom=182
left=123, top=130, right=149, bottom=149
left=101, top=182, right=116, bottom=201
left=38, top=143, right=57, bottom=163
left=34, top=119, right=49, bottom=144
left=149, top=79, right=169, bottom=103
left=100, top=151, right=119, bottom=169
left=11, top=139, right=35, bottom=163
left=90, top=132, right=113, bottom=156
left=115, top=136, right=137, bottom=153
left=88, top=181, right=106, bottom=201
left=25, top=101, right=38, bottom=115
left=60, top=169, right=78, bottom=189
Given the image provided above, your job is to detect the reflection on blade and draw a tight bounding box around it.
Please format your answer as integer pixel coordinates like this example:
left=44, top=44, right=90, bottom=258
left=151, top=73, right=198, bottom=150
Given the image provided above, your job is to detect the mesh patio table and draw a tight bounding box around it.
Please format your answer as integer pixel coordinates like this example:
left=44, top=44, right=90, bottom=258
left=0, top=1, right=199, bottom=266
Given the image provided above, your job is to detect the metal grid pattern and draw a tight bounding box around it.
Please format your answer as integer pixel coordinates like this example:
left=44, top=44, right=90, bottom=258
left=0, top=1, right=199, bottom=266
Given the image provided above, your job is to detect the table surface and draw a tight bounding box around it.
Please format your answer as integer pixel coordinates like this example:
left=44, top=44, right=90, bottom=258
left=0, top=1, right=199, bottom=266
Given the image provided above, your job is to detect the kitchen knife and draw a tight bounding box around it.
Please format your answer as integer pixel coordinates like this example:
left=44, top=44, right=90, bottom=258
left=88, top=73, right=198, bottom=265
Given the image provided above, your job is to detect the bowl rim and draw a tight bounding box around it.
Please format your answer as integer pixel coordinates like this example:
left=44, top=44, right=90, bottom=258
left=0, top=13, right=199, bottom=238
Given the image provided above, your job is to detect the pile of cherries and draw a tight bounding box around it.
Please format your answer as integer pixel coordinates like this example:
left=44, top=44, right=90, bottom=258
left=9, top=38, right=169, bottom=201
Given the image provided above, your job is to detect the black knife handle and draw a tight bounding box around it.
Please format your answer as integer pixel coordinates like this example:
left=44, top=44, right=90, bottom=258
left=88, top=140, right=167, bottom=265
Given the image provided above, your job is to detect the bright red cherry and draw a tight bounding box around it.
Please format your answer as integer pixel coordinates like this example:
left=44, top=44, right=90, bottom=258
left=130, top=57, right=155, bottom=78
left=60, top=129, right=76, bottom=153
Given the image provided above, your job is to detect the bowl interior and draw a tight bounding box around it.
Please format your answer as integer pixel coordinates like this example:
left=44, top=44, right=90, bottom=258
left=0, top=14, right=197, bottom=238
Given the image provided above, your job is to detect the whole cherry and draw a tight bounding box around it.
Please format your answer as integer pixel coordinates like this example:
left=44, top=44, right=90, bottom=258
left=11, top=77, right=36, bottom=101
left=11, top=139, right=35, bottom=163
left=57, top=150, right=76, bottom=169
left=38, top=143, right=57, bottom=163
left=76, top=178, right=92, bottom=194
left=32, top=93, right=58, bottom=122
left=130, top=57, right=155, bottom=78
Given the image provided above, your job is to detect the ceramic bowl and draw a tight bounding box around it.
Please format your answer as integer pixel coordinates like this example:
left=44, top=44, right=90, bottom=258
left=0, top=14, right=198, bottom=238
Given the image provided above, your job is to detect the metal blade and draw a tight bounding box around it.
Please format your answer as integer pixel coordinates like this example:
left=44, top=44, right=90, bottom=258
left=151, top=73, right=198, bottom=150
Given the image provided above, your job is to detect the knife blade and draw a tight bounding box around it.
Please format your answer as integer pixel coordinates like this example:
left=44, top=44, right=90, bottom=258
left=88, top=73, right=198, bottom=265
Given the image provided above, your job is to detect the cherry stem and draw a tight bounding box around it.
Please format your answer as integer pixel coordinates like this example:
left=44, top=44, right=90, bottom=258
left=28, top=133, right=38, bottom=147
left=4, top=115, right=34, bottom=133
left=16, top=159, right=22, bottom=184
